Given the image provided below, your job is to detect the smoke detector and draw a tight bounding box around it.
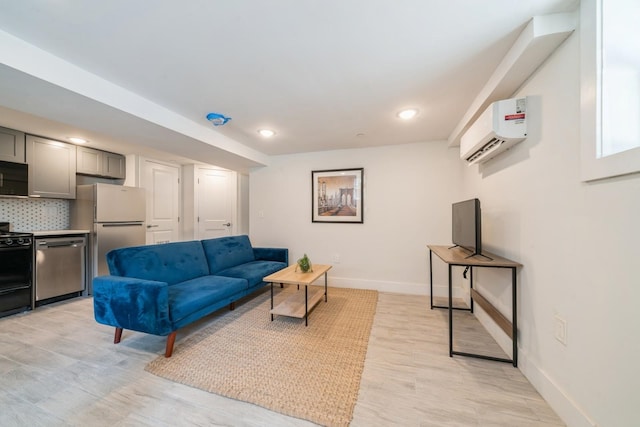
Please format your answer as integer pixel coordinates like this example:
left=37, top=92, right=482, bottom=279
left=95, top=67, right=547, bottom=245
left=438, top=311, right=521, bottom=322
left=206, top=112, right=232, bottom=126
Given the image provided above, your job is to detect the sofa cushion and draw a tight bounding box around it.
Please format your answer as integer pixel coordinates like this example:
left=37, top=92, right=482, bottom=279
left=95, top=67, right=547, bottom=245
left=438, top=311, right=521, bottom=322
left=216, top=260, right=288, bottom=288
left=107, top=241, right=210, bottom=285
left=168, top=275, right=248, bottom=323
left=202, top=235, right=256, bottom=274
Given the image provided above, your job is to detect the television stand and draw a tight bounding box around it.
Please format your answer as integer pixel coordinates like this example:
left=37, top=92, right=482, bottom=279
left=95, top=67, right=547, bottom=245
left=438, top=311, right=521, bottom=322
left=428, top=244, right=522, bottom=367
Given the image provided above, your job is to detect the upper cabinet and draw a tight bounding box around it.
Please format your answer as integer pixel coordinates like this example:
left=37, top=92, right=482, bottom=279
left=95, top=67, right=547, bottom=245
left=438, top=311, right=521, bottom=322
left=0, top=126, right=26, bottom=163
left=26, top=135, right=76, bottom=199
left=77, top=146, right=126, bottom=179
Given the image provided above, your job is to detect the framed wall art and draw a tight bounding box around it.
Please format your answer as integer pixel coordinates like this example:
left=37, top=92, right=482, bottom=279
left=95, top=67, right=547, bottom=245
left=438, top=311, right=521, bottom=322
left=311, top=168, right=363, bottom=223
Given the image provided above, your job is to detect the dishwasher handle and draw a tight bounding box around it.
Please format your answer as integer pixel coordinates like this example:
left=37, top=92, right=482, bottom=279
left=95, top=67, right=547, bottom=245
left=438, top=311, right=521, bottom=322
left=37, top=239, right=86, bottom=248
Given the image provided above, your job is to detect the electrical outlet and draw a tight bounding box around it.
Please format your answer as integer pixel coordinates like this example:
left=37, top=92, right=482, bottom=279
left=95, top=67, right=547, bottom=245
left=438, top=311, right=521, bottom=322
left=554, top=315, right=567, bottom=345
left=332, top=253, right=340, bottom=263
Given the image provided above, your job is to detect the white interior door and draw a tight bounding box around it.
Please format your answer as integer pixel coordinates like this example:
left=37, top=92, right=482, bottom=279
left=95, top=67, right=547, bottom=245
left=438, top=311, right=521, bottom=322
left=142, top=159, right=180, bottom=244
left=197, top=168, right=236, bottom=239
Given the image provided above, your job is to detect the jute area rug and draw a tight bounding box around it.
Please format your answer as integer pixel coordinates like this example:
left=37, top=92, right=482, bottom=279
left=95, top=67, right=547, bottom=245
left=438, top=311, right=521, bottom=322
left=145, top=286, right=378, bottom=427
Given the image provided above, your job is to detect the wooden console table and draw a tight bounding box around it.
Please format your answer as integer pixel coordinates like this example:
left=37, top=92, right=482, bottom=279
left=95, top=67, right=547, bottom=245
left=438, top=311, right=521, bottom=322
left=428, top=245, right=522, bottom=367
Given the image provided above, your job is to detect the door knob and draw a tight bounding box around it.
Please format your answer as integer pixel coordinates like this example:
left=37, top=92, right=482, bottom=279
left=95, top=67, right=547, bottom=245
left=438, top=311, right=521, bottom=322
left=223, top=223, right=231, bottom=227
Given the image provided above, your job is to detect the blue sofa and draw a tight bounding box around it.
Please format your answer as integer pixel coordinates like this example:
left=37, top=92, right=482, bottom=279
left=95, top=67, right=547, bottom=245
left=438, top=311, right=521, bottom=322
left=92, top=235, right=288, bottom=357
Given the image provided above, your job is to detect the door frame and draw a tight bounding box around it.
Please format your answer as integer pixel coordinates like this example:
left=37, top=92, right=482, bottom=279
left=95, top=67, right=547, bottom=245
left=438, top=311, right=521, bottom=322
left=126, top=155, right=182, bottom=243
left=181, top=164, right=238, bottom=240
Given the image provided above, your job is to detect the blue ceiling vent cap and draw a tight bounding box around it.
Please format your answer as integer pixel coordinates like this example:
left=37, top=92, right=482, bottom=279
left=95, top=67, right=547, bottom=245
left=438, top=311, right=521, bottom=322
left=206, top=112, right=232, bottom=126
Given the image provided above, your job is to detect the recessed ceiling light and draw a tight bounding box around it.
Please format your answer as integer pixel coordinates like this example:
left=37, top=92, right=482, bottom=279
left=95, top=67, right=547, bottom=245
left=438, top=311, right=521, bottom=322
left=68, top=137, right=89, bottom=144
left=397, top=108, right=419, bottom=120
left=258, top=129, right=276, bottom=138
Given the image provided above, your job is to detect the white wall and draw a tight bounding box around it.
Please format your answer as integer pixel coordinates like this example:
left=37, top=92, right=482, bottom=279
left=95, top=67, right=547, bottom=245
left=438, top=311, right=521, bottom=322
left=237, top=173, right=250, bottom=235
left=465, top=32, right=639, bottom=426
left=250, top=141, right=461, bottom=294
left=249, top=29, right=639, bottom=427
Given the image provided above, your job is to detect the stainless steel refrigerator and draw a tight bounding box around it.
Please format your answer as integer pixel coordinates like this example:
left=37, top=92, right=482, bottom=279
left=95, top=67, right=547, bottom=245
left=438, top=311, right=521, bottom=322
left=71, top=183, right=146, bottom=290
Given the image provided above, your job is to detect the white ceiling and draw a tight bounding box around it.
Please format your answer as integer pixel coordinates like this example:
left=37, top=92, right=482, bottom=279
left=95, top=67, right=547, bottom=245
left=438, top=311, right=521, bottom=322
left=0, top=0, right=578, bottom=171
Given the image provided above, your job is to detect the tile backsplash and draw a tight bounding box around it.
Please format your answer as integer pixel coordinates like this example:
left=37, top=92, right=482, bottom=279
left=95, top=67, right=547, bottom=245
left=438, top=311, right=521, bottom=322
left=0, top=199, right=70, bottom=231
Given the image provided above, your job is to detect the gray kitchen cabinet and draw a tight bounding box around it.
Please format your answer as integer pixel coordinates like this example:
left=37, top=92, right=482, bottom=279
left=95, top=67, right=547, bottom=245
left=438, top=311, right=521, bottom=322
left=0, top=126, right=26, bottom=163
left=76, top=146, right=126, bottom=179
left=103, top=151, right=126, bottom=179
left=26, top=135, right=76, bottom=199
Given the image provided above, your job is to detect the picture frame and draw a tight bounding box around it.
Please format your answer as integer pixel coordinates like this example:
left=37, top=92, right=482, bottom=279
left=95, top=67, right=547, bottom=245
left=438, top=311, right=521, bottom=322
left=311, top=168, right=364, bottom=223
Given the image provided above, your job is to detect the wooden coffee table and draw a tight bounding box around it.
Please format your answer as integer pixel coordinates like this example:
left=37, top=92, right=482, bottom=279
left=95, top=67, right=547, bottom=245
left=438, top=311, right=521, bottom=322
left=264, top=264, right=332, bottom=326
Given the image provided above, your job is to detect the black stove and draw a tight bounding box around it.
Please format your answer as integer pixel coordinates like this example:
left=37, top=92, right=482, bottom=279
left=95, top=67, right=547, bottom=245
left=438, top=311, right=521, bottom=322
left=0, top=231, right=33, bottom=247
left=0, top=225, right=34, bottom=317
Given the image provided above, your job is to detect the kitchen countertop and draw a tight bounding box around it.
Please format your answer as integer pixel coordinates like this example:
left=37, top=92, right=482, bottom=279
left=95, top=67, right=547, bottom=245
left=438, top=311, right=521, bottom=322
left=30, top=230, right=90, bottom=237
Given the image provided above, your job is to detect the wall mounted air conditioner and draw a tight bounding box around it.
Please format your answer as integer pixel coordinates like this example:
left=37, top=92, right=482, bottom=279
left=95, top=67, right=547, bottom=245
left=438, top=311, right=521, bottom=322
left=460, top=97, right=528, bottom=165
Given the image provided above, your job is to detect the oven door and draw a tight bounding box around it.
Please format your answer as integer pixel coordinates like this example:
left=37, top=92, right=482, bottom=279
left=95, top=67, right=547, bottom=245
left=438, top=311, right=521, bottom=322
left=0, top=244, right=33, bottom=314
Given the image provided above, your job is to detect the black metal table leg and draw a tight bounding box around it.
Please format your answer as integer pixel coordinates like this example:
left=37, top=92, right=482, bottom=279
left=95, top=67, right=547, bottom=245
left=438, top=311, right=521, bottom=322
left=448, top=264, right=453, bottom=357
left=270, top=282, right=274, bottom=321
left=429, top=249, right=434, bottom=309
left=512, top=267, right=518, bottom=367
left=470, top=266, right=474, bottom=313
left=305, top=285, right=308, bottom=326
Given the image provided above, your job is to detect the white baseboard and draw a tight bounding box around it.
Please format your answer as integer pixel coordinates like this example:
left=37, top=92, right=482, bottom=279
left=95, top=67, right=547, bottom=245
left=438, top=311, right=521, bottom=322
left=327, top=276, right=597, bottom=427
left=328, top=276, right=427, bottom=294
left=328, top=276, right=468, bottom=299
left=518, top=349, right=597, bottom=427
left=469, top=307, right=597, bottom=427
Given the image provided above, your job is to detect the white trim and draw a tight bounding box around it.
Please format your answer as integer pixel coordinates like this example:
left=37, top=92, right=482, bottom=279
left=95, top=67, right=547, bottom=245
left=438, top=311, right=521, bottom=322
left=580, top=0, right=640, bottom=181
left=326, top=276, right=598, bottom=426
left=326, top=276, right=468, bottom=299
left=518, top=349, right=598, bottom=427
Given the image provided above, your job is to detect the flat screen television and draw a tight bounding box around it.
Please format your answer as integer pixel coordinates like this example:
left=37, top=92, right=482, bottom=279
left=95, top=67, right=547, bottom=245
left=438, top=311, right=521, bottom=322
left=451, top=198, right=482, bottom=257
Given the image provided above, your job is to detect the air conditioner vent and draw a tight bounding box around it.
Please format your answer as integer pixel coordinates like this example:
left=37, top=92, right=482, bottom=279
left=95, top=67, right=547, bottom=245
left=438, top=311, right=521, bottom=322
left=460, top=98, right=527, bottom=165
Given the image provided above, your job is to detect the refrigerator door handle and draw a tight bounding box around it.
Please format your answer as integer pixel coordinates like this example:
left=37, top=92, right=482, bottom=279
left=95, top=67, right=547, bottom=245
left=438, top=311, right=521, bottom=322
left=101, top=222, right=145, bottom=227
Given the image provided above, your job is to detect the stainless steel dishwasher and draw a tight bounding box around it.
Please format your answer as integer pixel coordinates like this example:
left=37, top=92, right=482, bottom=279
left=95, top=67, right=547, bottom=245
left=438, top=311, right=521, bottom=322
left=35, top=235, right=87, bottom=303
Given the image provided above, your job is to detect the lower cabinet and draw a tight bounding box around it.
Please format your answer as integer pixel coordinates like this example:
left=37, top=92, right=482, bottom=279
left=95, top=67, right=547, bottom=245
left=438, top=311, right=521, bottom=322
left=26, top=135, right=76, bottom=199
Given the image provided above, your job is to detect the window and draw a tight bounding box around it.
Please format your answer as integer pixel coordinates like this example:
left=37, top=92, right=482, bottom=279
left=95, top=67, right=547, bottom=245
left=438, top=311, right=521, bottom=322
left=581, top=0, right=640, bottom=181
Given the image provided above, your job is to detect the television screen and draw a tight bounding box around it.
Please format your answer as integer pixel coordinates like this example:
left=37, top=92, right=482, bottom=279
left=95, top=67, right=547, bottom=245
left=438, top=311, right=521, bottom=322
left=452, top=198, right=481, bottom=256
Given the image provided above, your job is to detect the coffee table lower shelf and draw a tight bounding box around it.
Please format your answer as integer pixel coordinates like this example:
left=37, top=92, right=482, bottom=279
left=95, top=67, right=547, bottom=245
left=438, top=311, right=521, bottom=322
left=264, top=264, right=332, bottom=326
left=270, top=287, right=324, bottom=319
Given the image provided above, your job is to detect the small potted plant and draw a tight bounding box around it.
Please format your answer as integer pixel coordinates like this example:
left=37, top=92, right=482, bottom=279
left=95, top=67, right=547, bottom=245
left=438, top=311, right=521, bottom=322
left=296, top=253, right=312, bottom=273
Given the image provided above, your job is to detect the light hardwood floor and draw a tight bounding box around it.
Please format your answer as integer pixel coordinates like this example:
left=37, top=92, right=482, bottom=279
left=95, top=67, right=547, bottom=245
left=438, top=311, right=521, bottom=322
left=0, top=291, right=564, bottom=426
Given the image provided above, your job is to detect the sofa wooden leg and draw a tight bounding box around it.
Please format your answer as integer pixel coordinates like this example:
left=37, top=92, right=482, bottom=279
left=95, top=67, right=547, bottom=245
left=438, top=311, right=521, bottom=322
left=229, top=301, right=236, bottom=310
left=165, top=332, right=177, bottom=358
left=114, top=327, right=123, bottom=344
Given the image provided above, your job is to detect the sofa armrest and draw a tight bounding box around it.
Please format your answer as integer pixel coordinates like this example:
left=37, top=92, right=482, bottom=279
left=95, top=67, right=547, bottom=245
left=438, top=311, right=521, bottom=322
left=253, top=247, right=288, bottom=264
left=92, top=276, right=173, bottom=336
